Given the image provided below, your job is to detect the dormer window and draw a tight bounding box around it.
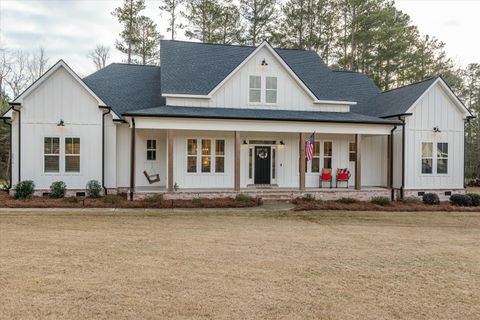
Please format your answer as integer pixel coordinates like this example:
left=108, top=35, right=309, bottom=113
left=266, top=76, right=277, bottom=104
left=249, top=75, right=261, bottom=103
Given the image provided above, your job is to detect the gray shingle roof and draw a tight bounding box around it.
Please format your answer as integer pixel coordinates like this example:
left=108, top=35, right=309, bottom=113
left=83, top=63, right=164, bottom=117
left=124, top=105, right=401, bottom=125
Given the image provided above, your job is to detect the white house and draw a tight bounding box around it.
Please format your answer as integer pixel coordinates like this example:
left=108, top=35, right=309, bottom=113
left=0, top=40, right=473, bottom=200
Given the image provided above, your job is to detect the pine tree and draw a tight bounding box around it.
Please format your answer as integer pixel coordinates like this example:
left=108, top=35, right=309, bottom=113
left=183, top=0, right=223, bottom=43
left=112, top=0, right=146, bottom=64
left=159, top=0, right=184, bottom=40
left=217, top=0, right=243, bottom=44
left=134, top=16, right=163, bottom=65
left=240, top=0, right=278, bottom=46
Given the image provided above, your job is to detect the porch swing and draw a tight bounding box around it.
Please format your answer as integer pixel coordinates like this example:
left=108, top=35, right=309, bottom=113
left=143, top=162, right=160, bottom=184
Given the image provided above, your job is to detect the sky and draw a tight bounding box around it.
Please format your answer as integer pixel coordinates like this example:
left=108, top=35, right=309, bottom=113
left=0, top=0, right=479, bottom=77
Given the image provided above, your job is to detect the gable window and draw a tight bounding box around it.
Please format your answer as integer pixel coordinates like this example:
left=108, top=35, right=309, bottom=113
left=265, top=76, right=277, bottom=104
left=201, top=139, right=211, bottom=173
left=187, top=139, right=197, bottom=173
left=146, top=140, right=157, bottom=161
left=44, top=137, right=60, bottom=173
left=65, top=138, right=80, bottom=173
left=437, top=143, right=448, bottom=174
left=323, top=141, right=332, bottom=169
left=249, top=75, right=261, bottom=103
left=421, top=142, right=433, bottom=174
left=215, top=140, right=225, bottom=173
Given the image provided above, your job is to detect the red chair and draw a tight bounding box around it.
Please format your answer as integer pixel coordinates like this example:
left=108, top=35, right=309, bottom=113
left=336, top=168, right=351, bottom=188
left=320, top=168, right=333, bottom=188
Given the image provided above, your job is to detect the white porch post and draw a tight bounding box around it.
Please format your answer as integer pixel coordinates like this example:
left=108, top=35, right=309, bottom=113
left=299, top=132, right=306, bottom=191
left=167, top=129, right=174, bottom=192
left=355, top=134, right=362, bottom=190
left=234, top=131, right=241, bottom=192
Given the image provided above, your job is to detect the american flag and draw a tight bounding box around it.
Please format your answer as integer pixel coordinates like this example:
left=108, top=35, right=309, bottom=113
left=305, top=133, right=315, bottom=161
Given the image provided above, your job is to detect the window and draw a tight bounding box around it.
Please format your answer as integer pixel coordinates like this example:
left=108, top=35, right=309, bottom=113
left=146, top=139, right=156, bottom=161
left=323, top=141, right=332, bottom=169
left=437, top=143, right=448, bottom=174
left=201, top=139, right=211, bottom=173
left=44, top=137, right=60, bottom=173
left=421, top=142, right=433, bottom=174
left=312, top=142, right=320, bottom=173
left=249, top=75, right=261, bottom=103
left=349, top=142, right=356, bottom=162
left=266, top=76, right=277, bottom=104
left=65, top=138, right=80, bottom=173
left=187, top=139, right=197, bottom=173
left=215, top=140, right=225, bottom=173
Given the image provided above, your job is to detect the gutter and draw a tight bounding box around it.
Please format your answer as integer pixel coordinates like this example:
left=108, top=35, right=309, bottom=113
left=100, top=106, right=111, bottom=195
left=11, top=105, right=21, bottom=184
left=390, top=125, right=397, bottom=201
left=2, top=119, right=12, bottom=190
left=398, top=116, right=406, bottom=200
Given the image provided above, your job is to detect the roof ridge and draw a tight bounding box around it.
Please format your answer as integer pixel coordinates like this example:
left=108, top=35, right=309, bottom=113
left=381, top=76, right=439, bottom=94
left=332, top=70, right=363, bottom=74
left=161, top=39, right=257, bottom=49
left=110, top=62, right=160, bottom=67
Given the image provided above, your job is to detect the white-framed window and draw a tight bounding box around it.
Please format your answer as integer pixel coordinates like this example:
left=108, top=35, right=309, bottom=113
left=437, top=143, right=448, bottom=174
left=323, top=141, right=332, bottom=169
left=44, top=137, right=60, bottom=173
left=201, top=139, right=211, bottom=173
left=421, top=142, right=433, bottom=174
left=187, top=139, right=197, bottom=173
left=248, top=148, right=253, bottom=179
left=65, top=137, right=80, bottom=173
left=349, top=142, right=356, bottom=162
left=249, top=75, right=261, bottom=103
left=265, top=76, right=277, bottom=104
left=215, top=140, right=225, bottom=173
left=146, top=139, right=156, bottom=161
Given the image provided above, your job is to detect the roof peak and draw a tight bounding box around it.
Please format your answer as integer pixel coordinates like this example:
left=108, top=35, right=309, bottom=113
left=160, top=39, right=310, bottom=52
left=381, top=76, right=439, bottom=94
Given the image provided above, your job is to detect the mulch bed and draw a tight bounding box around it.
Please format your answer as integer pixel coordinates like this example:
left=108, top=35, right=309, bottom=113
left=293, top=198, right=480, bottom=212
left=0, top=192, right=262, bottom=209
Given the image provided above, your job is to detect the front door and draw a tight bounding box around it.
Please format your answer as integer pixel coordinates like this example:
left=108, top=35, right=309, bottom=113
left=254, top=146, right=271, bottom=184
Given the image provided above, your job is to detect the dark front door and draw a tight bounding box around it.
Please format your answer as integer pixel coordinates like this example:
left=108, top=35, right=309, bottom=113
left=254, top=146, right=271, bottom=184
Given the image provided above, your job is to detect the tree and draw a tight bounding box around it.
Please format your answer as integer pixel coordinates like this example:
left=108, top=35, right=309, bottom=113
left=28, top=47, right=49, bottom=81
left=183, top=0, right=223, bottom=43
left=5, top=51, right=30, bottom=98
left=240, top=0, right=278, bottom=46
left=159, top=0, right=184, bottom=40
left=134, top=16, right=163, bottom=65
left=112, top=0, right=146, bottom=64
left=217, top=0, right=243, bottom=44
left=88, top=45, right=111, bottom=71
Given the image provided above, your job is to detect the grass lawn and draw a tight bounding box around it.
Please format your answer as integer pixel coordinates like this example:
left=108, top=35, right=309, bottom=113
left=1, top=209, right=480, bottom=319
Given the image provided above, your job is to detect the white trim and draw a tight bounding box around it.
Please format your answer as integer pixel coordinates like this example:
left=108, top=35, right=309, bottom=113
left=162, top=93, right=212, bottom=99
left=313, top=100, right=357, bottom=105
left=405, top=77, right=472, bottom=118
left=1, top=108, right=13, bottom=118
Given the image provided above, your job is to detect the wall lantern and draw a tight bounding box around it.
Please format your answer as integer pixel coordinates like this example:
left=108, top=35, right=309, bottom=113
left=279, top=140, right=285, bottom=145
left=243, top=140, right=248, bottom=145
left=433, top=126, right=441, bottom=133
left=261, top=59, right=268, bottom=67
left=57, top=119, right=65, bottom=127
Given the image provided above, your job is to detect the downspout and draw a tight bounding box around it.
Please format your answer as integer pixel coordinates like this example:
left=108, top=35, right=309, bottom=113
left=398, top=116, right=406, bottom=200
left=390, top=125, right=397, bottom=201
left=3, top=119, right=12, bottom=190
left=129, top=118, right=136, bottom=201
left=100, top=106, right=111, bottom=195
left=12, top=106, right=21, bottom=183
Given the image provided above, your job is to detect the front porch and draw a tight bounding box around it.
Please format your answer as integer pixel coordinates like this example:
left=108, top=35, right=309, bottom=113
left=127, top=117, right=397, bottom=201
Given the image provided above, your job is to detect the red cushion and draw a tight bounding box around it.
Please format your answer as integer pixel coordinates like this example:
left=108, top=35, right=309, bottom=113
left=338, top=173, right=349, bottom=180
left=321, top=173, right=331, bottom=180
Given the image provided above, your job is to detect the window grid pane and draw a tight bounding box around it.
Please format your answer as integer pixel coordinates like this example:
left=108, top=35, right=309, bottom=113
left=44, top=137, right=60, bottom=173
left=187, top=156, right=197, bottom=173
left=65, top=156, right=80, bottom=172
left=249, top=76, right=261, bottom=103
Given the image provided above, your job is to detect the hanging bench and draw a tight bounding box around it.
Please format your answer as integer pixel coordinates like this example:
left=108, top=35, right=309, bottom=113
left=143, top=171, right=160, bottom=184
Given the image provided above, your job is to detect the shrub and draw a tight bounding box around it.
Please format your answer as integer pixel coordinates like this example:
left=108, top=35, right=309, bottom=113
left=371, top=196, right=390, bottom=206
left=145, top=194, right=163, bottom=203
left=450, top=194, right=473, bottom=207
left=14, top=180, right=35, bottom=199
left=422, top=193, right=440, bottom=205
left=236, top=194, right=253, bottom=202
left=467, top=193, right=480, bottom=207
left=337, top=197, right=357, bottom=204
left=64, top=196, right=79, bottom=203
left=86, top=180, right=102, bottom=198
left=103, top=194, right=122, bottom=204
left=49, top=181, right=66, bottom=199
left=402, top=196, right=422, bottom=204
left=0, top=180, right=9, bottom=191
left=302, top=194, right=315, bottom=202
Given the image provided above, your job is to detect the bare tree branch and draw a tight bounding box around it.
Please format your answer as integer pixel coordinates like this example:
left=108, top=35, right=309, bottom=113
left=88, top=45, right=111, bottom=71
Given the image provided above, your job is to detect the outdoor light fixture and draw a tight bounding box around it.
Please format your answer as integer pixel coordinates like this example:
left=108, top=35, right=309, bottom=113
left=279, top=140, right=285, bottom=145
left=57, top=119, right=65, bottom=127
left=261, top=59, right=268, bottom=67
left=433, top=126, right=441, bottom=133
left=243, top=140, right=248, bottom=145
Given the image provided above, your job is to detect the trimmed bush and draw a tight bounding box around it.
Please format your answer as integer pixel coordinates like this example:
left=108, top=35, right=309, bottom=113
left=450, top=194, right=473, bottom=207
left=422, top=193, right=440, bottom=205
left=14, top=180, right=35, bottom=199
left=236, top=194, right=253, bottom=202
left=86, top=180, right=102, bottom=198
left=49, top=181, right=66, bottom=199
left=337, top=197, right=357, bottom=204
left=467, top=193, right=480, bottom=207
left=371, top=196, right=390, bottom=206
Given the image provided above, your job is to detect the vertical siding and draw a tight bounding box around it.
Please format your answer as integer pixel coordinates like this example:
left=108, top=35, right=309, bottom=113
left=135, top=129, right=167, bottom=188
left=361, top=135, right=388, bottom=187
left=116, top=124, right=131, bottom=188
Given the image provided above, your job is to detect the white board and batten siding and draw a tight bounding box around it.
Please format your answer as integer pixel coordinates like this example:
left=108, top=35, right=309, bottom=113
left=16, top=67, right=105, bottom=189
left=165, top=46, right=350, bottom=113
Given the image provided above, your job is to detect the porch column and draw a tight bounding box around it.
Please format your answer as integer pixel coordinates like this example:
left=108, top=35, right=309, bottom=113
left=234, top=131, right=241, bottom=191
left=387, top=135, right=392, bottom=188
left=167, top=129, right=174, bottom=192
left=129, top=118, right=136, bottom=201
left=355, top=134, right=362, bottom=190
left=299, top=132, right=306, bottom=191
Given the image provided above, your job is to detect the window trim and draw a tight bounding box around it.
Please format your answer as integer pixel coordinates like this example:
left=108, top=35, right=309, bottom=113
left=436, top=142, right=448, bottom=175
left=420, top=141, right=449, bottom=176
left=421, top=142, right=434, bottom=175
left=43, top=136, right=61, bottom=174
left=64, top=137, right=81, bottom=174
left=146, top=139, right=157, bottom=161
left=214, top=139, right=225, bottom=173
left=248, top=75, right=262, bottom=104
left=186, top=138, right=226, bottom=175
left=265, top=76, right=278, bottom=105
left=323, top=141, right=333, bottom=170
